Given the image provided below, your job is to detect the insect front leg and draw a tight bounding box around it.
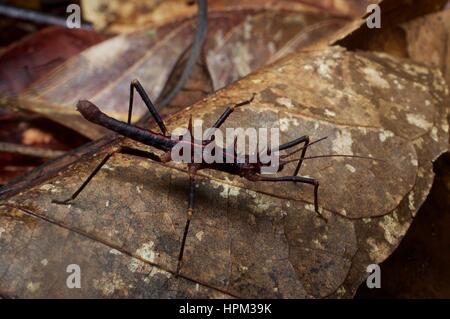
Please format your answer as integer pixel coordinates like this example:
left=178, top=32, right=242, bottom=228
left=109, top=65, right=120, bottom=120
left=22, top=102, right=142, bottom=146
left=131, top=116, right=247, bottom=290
left=253, top=174, right=326, bottom=222
left=209, top=94, right=256, bottom=131
left=279, top=135, right=310, bottom=176
left=52, top=146, right=165, bottom=205
left=128, top=79, right=168, bottom=135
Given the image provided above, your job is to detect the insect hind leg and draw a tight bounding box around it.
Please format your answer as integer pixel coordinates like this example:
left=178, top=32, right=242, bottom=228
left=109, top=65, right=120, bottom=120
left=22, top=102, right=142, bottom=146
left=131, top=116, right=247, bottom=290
left=52, top=151, right=115, bottom=205
left=176, top=173, right=196, bottom=275
left=52, top=146, right=165, bottom=205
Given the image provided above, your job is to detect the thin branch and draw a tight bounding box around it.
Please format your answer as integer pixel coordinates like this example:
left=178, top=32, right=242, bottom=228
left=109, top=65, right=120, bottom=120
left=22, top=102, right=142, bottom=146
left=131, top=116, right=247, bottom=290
left=156, top=0, right=208, bottom=109
left=0, top=142, right=65, bottom=159
left=0, top=3, right=93, bottom=30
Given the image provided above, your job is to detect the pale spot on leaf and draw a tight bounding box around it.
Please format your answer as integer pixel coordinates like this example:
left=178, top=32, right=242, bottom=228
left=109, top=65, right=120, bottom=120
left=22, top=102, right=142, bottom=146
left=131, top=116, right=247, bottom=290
left=276, top=97, right=294, bottom=109
left=332, top=130, right=353, bottom=155
left=406, top=114, right=433, bottom=130
left=362, top=67, right=390, bottom=89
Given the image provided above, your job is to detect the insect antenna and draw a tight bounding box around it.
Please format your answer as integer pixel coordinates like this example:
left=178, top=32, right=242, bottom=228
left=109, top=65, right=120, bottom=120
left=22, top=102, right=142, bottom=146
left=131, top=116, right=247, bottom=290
left=281, top=154, right=385, bottom=164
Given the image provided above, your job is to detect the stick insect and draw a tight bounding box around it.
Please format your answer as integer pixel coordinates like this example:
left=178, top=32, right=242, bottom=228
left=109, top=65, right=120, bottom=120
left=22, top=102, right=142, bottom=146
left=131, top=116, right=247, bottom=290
left=52, top=79, right=353, bottom=274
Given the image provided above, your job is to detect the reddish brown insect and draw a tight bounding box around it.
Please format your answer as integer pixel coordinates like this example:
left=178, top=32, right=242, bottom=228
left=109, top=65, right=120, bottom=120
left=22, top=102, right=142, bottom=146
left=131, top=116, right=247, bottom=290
left=54, top=79, right=378, bottom=274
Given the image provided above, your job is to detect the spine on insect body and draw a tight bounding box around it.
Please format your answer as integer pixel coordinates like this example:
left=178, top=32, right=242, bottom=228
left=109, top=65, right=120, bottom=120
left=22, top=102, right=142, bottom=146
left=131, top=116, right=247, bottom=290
left=77, top=100, right=176, bottom=151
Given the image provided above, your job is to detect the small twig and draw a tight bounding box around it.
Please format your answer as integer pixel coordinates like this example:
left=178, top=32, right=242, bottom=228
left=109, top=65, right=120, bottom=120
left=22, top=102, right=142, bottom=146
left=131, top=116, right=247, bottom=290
left=157, top=0, right=208, bottom=109
left=0, top=142, right=65, bottom=159
left=0, top=3, right=93, bottom=30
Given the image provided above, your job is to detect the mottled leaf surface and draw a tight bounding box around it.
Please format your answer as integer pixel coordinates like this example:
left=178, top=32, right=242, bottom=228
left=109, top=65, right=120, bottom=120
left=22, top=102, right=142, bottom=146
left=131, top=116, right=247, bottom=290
left=0, top=47, right=448, bottom=298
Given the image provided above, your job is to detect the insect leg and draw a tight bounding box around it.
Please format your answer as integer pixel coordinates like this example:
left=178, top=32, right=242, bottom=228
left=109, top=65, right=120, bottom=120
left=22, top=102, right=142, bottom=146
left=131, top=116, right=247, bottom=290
left=52, top=152, right=115, bottom=205
left=129, top=79, right=168, bottom=135
left=279, top=135, right=309, bottom=151
left=210, top=94, right=256, bottom=130
left=52, top=147, right=164, bottom=205
left=278, top=135, right=310, bottom=176
left=176, top=173, right=196, bottom=275
left=293, top=137, right=309, bottom=176
left=255, top=174, right=325, bottom=221
left=119, top=146, right=164, bottom=162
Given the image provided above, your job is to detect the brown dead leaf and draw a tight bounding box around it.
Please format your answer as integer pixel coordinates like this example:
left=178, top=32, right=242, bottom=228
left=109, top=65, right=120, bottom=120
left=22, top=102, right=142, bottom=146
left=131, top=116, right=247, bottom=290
left=401, top=10, right=450, bottom=87
left=13, top=5, right=366, bottom=140
left=0, top=26, right=108, bottom=97
left=0, top=27, right=106, bottom=183
left=0, top=46, right=447, bottom=298
left=338, top=0, right=450, bottom=84
left=82, top=0, right=378, bottom=33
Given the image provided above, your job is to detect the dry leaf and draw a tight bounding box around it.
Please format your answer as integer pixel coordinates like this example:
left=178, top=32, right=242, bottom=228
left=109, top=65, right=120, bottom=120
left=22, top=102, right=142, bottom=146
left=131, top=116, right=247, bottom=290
left=338, top=0, right=450, bottom=85
left=0, top=27, right=108, bottom=97
left=13, top=5, right=367, bottom=140
left=0, top=27, right=106, bottom=183
left=400, top=10, right=450, bottom=85
left=82, top=0, right=378, bottom=33
left=0, top=46, right=447, bottom=298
